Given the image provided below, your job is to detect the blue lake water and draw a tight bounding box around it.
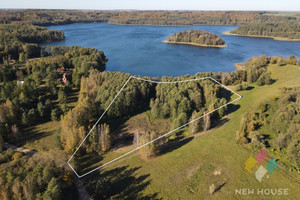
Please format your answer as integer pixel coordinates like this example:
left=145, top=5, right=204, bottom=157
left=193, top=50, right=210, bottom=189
left=45, top=23, right=300, bottom=77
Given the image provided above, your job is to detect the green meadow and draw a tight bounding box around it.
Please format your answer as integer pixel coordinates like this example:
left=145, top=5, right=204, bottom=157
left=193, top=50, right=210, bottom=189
left=82, top=64, right=300, bottom=199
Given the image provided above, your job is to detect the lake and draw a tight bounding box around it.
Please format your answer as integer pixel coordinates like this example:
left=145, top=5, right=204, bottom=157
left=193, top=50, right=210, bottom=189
left=45, top=23, right=300, bottom=77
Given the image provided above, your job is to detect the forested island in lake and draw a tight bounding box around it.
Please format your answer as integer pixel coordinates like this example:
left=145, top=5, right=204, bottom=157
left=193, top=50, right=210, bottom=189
left=224, top=22, right=300, bottom=41
left=163, top=30, right=226, bottom=47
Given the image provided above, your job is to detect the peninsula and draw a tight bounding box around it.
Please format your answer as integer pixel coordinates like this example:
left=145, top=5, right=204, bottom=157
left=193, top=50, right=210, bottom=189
left=224, top=22, right=300, bottom=41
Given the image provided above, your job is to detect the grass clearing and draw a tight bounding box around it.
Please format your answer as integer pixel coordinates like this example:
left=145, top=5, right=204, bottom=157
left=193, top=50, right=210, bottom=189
left=22, top=120, right=60, bottom=151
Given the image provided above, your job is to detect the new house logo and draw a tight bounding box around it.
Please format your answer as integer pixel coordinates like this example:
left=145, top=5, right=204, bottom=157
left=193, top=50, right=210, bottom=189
left=244, top=148, right=280, bottom=182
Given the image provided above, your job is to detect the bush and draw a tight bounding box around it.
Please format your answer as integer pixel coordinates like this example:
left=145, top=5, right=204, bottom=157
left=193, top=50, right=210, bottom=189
left=257, top=72, right=273, bottom=86
left=54, top=128, right=61, bottom=148
left=37, top=101, right=45, bottom=117
left=28, top=108, right=37, bottom=123
left=173, top=113, right=188, bottom=128
left=0, top=153, right=7, bottom=164
left=43, top=166, right=55, bottom=183
left=12, top=152, right=23, bottom=161
left=270, top=57, right=277, bottom=64
left=22, top=112, right=29, bottom=125
left=95, top=177, right=112, bottom=199
left=51, top=108, right=61, bottom=122
left=272, top=133, right=287, bottom=149
left=42, top=177, right=62, bottom=200
left=6, top=148, right=15, bottom=159
left=45, top=99, right=52, bottom=112
left=258, top=102, right=269, bottom=113
left=277, top=57, right=286, bottom=66
left=235, top=84, right=243, bottom=91
left=58, top=88, right=67, bottom=105
left=237, top=132, right=248, bottom=145
left=287, top=136, right=300, bottom=166
left=60, top=103, right=68, bottom=113
left=236, top=82, right=248, bottom=91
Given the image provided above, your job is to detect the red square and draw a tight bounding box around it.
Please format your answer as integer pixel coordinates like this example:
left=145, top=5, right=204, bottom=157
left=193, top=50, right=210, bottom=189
left=256, top=148, right=268, bottom=164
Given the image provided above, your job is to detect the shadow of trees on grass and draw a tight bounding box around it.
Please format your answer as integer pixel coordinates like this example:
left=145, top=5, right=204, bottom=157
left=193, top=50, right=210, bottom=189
left=224, top=103, right=240, bottom=116
left=159, top=136, right=194, bottom=156
left=74, top=152, right=103, bottom=176
left=84, top=165, right=161, bottom=200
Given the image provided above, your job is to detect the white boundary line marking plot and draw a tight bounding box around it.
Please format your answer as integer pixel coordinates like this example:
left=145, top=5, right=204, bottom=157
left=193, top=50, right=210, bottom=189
left=67, top=76, right=242, bottom=178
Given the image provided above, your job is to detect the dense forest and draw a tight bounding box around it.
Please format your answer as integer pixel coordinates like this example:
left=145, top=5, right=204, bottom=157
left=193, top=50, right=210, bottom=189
left=60, top=71, right=230, bottom=159
left=0, top=24, right=107, bottom=148
left=237, top=87, right=300, bottom=171
left=0, top=45, right=107, bottom=142
left=0, top=24, right=65, bottom=63
left=0, top=24, right=108, bottom=199
left=0, top=149, right=76, bottom=199
left=0, top=10, right=299, bottom=26
left=0, top=24, right=65, bottom=43
left=165, top=30, right=225, bottom=46
left=60, top=71, right=155, bottom=153
left=229, top=22, right=300, bottom=39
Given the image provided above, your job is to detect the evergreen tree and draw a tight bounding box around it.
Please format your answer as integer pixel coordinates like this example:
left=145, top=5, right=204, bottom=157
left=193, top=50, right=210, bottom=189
left=58, top=88, right=67, bottom=105
left=42, top=177, right=61, bottom=200
left=95, top=177, right=112, bottom=199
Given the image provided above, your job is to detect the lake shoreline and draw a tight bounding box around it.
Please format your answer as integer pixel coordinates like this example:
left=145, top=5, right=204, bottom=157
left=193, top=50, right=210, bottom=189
left=222, top=31, right=300, bottom=41
left=162, top=40, right=227, bottom=48
left=44, top=23, right=300, bottom=76
left=108, top=22, right=237, bottom=27
left=108, top=22, right=193, bottom=27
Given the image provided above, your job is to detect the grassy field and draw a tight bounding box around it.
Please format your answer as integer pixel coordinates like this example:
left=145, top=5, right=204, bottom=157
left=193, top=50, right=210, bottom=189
left=84, top=64, right=300, bottom=199
left=23, top=120, right=60, bottom=151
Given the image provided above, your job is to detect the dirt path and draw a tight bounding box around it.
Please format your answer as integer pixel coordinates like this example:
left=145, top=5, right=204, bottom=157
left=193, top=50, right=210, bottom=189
left=73, top=176, right=91, bottom=200
left=3, top=143, right=90, bottom=200
left=3, top=143, right=37, bottom=155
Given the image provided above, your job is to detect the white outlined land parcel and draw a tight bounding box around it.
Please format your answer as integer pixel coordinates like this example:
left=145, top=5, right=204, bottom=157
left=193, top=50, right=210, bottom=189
left=67, top=76, right=242, bottom=178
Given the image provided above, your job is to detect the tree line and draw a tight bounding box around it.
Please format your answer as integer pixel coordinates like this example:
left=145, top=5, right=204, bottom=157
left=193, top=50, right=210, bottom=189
left=237, top=87, right=300, bottom=171
left=0, top=46, right=107, bottom=146
left=0, top=10, right=299, bottom=26
left=0, top=24, right=64, bottom=64
left=0, top=24, right=65, bottom=43
left=230, top=22, right=300, bottom=39
left=60, top=71, right=155, bottom=153
left=0, top=148, right=76, bottom=200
